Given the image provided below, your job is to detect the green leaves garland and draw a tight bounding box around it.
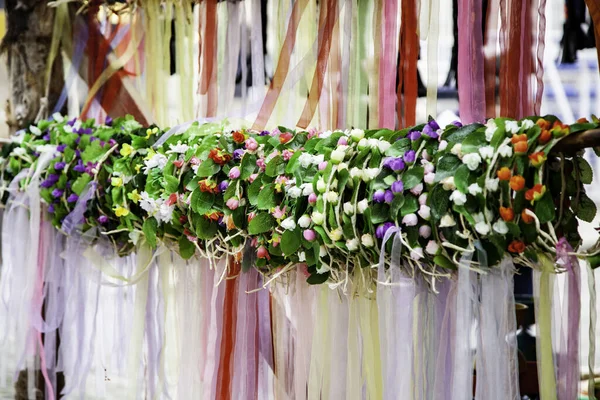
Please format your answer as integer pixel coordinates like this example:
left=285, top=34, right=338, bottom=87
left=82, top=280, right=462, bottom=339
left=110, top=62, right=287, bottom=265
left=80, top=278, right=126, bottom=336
left=2, top=112, right=600, bottom=284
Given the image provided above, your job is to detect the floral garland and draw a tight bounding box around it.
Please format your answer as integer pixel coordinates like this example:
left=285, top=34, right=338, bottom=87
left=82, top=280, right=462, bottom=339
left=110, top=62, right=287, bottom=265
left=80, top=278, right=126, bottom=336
left=1, top=113, right=599, bottom=285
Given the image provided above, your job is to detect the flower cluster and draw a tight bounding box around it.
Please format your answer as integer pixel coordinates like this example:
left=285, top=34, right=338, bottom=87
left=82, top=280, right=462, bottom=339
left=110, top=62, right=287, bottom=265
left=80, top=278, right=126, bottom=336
left=2, top=113, right=598, bottom=284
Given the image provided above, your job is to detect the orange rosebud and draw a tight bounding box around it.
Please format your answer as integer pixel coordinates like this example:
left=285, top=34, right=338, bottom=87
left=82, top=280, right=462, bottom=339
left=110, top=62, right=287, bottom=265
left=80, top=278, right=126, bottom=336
left=551, top=121, right=569, bottom=138
left=508, top=240, right=526, bottom=254
left=509, top=175, right=525, bottom=191
left=232, top=130, right=246, bottom=144
left=528, top=151, right=547, bottom=168
left=539, top=129, right=552, bottom=144
left=497, top=167, right=512, bottom=181
left=500, top=206, right=515, bottom=222
left=577, top=117, right=589, bottom=124
left=536, top=118, right=551, bottom=130
left=514, top=140, right=528, bottom=154
left=525, top=184, right=546, bottom=204
left=521, top=209, right=535, bottom=224
left=511, top=134, right=528, bottom=144
left=208, top=148, right=232, bottom=165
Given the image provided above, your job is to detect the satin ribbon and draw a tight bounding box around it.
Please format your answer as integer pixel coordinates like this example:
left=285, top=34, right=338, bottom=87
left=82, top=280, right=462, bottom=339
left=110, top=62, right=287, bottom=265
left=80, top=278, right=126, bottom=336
left=61, top=181, right=97, bottom=235
left=587, top=262, right=597, bottom=400
left=398, top=0, right=419, bottom=127
left=378, top=0, right=399, bottom=128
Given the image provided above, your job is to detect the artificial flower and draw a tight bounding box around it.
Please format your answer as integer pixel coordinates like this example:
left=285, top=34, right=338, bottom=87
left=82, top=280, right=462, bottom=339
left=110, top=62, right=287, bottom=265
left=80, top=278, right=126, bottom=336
left=279, top=132, right=293, bottom=144
left=418, top=205, right=431, bottom=220
left=410, top=247, right=424, bottom=260
left=373, top=190, right=386, bottom=203
left=111, top=177, right=123, bottom=187
left=410, top=183, right=424, bottom=196
left=298, top=215, right=311, bottom=228
left=317, top=179, right=327, bottom=193
left=128, top=189, right=142, bottom=203
left=376, top=222, right=395, bottom=239
left=325, top=191, right=339, bottom=204
left=539, top=129, right=552, bottom=144
left=337, top=137, right=348, bottom=146
left=536, top=118, right=551, bottom=130
left=485, top=119, right=497, bottom=141
left=143, top=153, right=168, bottom=174
left=505, top=120, right=520, bottom=134
left=479, top=146, right=494, bottom=160
left=257, top=246, right=270, bottom=259
left=361, top=234, right=375, bottom=247
left=441, top=176, right=456, bottom=191
left=440, top=214, right=456, bottom=228
left=425, top=240, right=440, bottom=255
left=383, top=157, right=405, bottom=171
left=498, top=143, right=513, bottom=158
left=468, top=183, right=483, bottom=196
left=357, top=199, right=369, bottom=214
left=330, top=148, right=346, bottom=163
left=168, top=142, right=189, bottom=154
left=525, top=184, right=546, bottom=204
left=485, top=178, right=499, bottom=192
left=521, top=209, right=535, bottom=224
left=245, top=137, right=259, bottom=151
left=449, top=190, right=467, bottom=205
left=228, top=167, right=241, bottom=180
left=199, top=179, right=219, bottom=193
left=329, top=228, right=343, bottom=241
left=357, top=138, right=370, bottom=150
left=508, top=240, right=526, bottom=253
left=404, top=150, right=416, bottom=163
left=226, top=197, right=239, bottom=210
left=500, top=206, right=514, bottom=222
left=311, top=211, right=324, bottom=225
left=509, top=175, right=525, bottom=191
left=281, top=217, right=296, bottom=230
left=343, top=202, right=355, bottom=215
left=521, top=119, right=534, bottom=129
left=473, top=213, right=491, bottom=235
left=272, top=206, right=287, bottom=220
left=67, top=193, right=79, bottom=203
left=528, top=152, right=547, bottom=168
left=513, top=140, right=528, bottom=154
left=281, top=149, right=294, bottom=161
left=232, top=131, right=246, bottom=143
left=287, top=186, right=302, bottom=198
left=114, top=206, right=130, bottom=217
left=308, top=193, right=318, bottom=204
left=424, top=171, right=436, bottom=184
left=418, top=193, right=428, bottom=205
left=377, top=140, right=391, bottom=153
left=551, top=121, right=569, bottom=138
left=451, top=143, right=463, bottom=157
left=384, top=190, right=394, bottom=204
left=391, top=180, right=404, bottom=193
left=497, top=167, right=511, bottom=181
left=346, top=238, right=359, bottom=251
left=303, top=229, right=316, bottom=241
left=438, top=140, right=448, bottom=151
left=493, top=220, right=509, bottom=235
left=362, top=168, right=380, bottom=182
left=419, top=225, right=432, bottom=238
left=350, top=129, right=365, bottom=141
left=402, top=213, right=418, bottom=226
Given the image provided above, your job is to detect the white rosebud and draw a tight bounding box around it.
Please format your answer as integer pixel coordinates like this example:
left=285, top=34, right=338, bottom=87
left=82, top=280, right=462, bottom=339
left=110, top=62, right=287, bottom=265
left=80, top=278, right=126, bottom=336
left=350, top=129, right=365, bottom=141
left=424, top=172, right=436, bottom=184
left=419, top=225, right=432, bottom=238
left=312, top=154, right=325, bottom=165
left=493, top=220, right=509, bottom=235
left=441, top=176, right=456, bottom=191
left=368, top=138, right=379, bottom=149
left=330, top=149, right=346, bottom=163
left=505, top=120, right=520, bottom=134
left=418, top=193, right=428, bottom=206
left=484, top=208, right=494, bottom=222
left=451, top=143, right=463, bottom=158
left=329, top=228, right=343, bottom=241
left=299, top=153, right=314, bottom=168
left=298, top=252, right=306, bottom=262
left=350, top=167, right=363, bottom=180
left=473, top=213, right=491, bottom=235
left=298, top=214, right=311, bottom=228
left=346, top=238, right=360, bottom=251
left=129, top=231, right=141, bottom=246
left=479, top=145, right=494, bottom=160
left=521, top=119, right=534, bottom=129
left=337, top=162, right=348, bottom=171
left=312, top=211, right=324, bottom=225
left=418, top=204, right=431, bottom=220
left=410, top=183, right=424, bottom=196
left=410, top=247, right=424, bottom=260
left=449, top=190, right=467, bottom=206
left=317, top=179, right=327, bottom=193
left=357, top=199, right=369, bottom=214
left=485, top=119, right=497, bottom=141
left=423, top=162, right=435, bottom=174
left=468, top=183, right=483, bottom=196
left=301, top=183, right=314, bottom=196
left=325, top=191, right=339, bottom=204
left=357, top=138, right=370, bottom=150
left=319, top=246, right=328, bottom=257
left=361, top=234, right=375, bottom=247
left=402, top=213, right=418, bottom=226
left=485, top=178, right=499, bottom=192
left=377, top=140, right=391, bottom=153
left=462, top=153, right=482, bottom=171
left=281, top=217, right=296, bottom=231
left=362, top=168, right=380, bottom=182
left=425, top=240, right=440, bottom=255
left=287, top=186, right=302, bottom=198
left=440, top=214, right=457, bottom=228
left=422, top=149, right=431, bottom=161
left=320, top=130, right=333, bottom=139
left=438, top=140, right=448, bottom=151
left=343, top=202, right=355, bottom=215
left=30, top=125, right=42, bottom=136
left=498, top=143, right=513, bottom=158
left=52, top=112, right=64, bottom=123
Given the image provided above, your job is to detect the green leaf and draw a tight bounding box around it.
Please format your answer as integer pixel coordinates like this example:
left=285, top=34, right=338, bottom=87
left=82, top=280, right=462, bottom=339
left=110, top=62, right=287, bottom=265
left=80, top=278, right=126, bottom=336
left=142, top=218, right=158, bottom=248
left=444, top=123, right=483, bottom=146
left=266, top=155, right=285, bottom=177
left=248, top=213, right=275, bottom=234
left=178, top=236, right=195, bottom=259
left=307, top=271, right=330, bottom=285
left=402, top=167, right=424, bottom=190
left=569, top=122, right=596, bottom=133
left=400, top=195, right=418, bottom=216
left=370, top=204, right=390, bottom=224
left=385, top=138, right=411, bottom=157
left=164, top=175, right=179, bottom=193
left=281, top=229, right=302, bottom=255
left=247, top=179, right=262, bottom=206
left=191, top=189, right=214, bottom=215
left=194, top=215, right=218, bottom=239
left=390, top=194, right=405, bottom=220
left=240, top=153, right=257, bottom=179
left=534, top=192, right=556, bottom=224
left=71, top=174, right=92, bottom=196
left=80, top=141, right=106, bottom=163
left=575, top=158, right=593, bottom=184
left=429, top=184, right=450, bottom=220
left=257, top=184, right=276, bottom=210
left=454, top=165, right=470, bottom=193
left=575, top=193, right=597, bottom=223
left=195, top=159, right=220, bottom=177
left=460, top=131, right=486, bottom=154
left=433, top=155, right=461, bottom=183
left=433, top=255, right=457, bottom=270
left=383, top=174, right=397, bottom=186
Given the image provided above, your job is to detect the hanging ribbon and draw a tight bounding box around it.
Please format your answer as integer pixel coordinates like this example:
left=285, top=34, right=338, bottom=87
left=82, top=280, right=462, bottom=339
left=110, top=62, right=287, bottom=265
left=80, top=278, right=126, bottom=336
left=378, top=0, right=399, bottom=128
left=533, top=0, right=547, bottom=115
left=368, top=0, right=383, bottom=129
left=426, top=0, right=440, bottom=119
left=584, top=0, right=600, bottom=78
left=587, top=262, right=597, bottom=400
left=198, top=0, right=219, bottom=118
left=398, top=0, right=419, bottom=127
left=457, top=0, right=486, bottom=123
left=484, top=0, right=499, bottom=118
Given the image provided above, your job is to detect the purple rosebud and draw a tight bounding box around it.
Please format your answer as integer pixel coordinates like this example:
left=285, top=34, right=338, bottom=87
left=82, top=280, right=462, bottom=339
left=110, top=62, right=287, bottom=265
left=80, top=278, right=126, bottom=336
left=54, top=161, right=66, bottom=170
left=219, top=181, right=230, bottom=192
left=428, top=120, right=440, bottom=130
left=408, top=130, right=421, bottom=141
left=318, top=161, right=328, bottom=171
left=41, top=179, right=55, bottom=188
left=73, top=161, right=85, bottom=173
left=48, top=173, right=59, bottom=182
left=105, top=116, right=113, bottom=126
left=383, top=157, right=405, bottom=171
left=108, top=139, right=117, bottom=147
left=51, top=188, right=64, bottom=198
left=33, top=152, right=40, bottom=158
left=75, top=150, right=81, bottom=158
left=228, top=166, right=241, bottom=180
left=89, top=136, right=98, bottom=142
left=452, top=120, right=463, bottom=127
left=376, top=222, right=395, bottom=239
left=98, top=215, right=109, bottom=224
left=233, top=149, right=245, bottom=160
left=43, top=133, right=51, bottom=141
left=303, top=229, right=316, bottom=241
left=84, top=162, right=97, bottom=175
left=67, top=193, right=79, bottom=203
left=99, top=141, right=106, bottom=147
left=373, top=189, right=386, bottom=203
left=422, top=124, right=439, bottom=139
left=337, top=137, right=348, bottom=146
left=259, top=130, right=270, bottom=136
left=308, top=193, right=318, bottom=204
left=384, top=190, right=394, bottom=204
left=75, top=137, right=81, bottom=144
left=47, top=204, right=55, bottom=213
left=217, top=216, right=226, bottom=227
left=404, top=150, right=416, bottom=163
left=391, top=180, right=404, bottom=193
left=57, top=144, right=67, bottom=152
left=271, top=128, right=281, bottom=137
left=85, top=128, right=93, bottom=135
left=67, top=118, right=76, bottom=127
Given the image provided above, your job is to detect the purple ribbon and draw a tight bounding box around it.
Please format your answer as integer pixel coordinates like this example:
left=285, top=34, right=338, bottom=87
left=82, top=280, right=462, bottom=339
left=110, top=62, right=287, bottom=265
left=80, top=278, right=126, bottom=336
left=61, top=181, right=97, bottom=235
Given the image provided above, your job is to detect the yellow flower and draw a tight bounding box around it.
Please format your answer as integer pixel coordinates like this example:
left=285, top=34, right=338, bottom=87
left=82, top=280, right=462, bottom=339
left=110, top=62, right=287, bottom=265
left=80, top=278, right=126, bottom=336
left=114, top=206, right=130, bottom=217
left=120, top=143, right=134, bottom=157
left=145, top=127, right=159, bottom=139
left=111, top=177, right=123, bottom=187
left=127, top=189, right=141, bottom=203
left=145, top=148, right=156, bottom=160
left=135, top=164, right=142, bottom=173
